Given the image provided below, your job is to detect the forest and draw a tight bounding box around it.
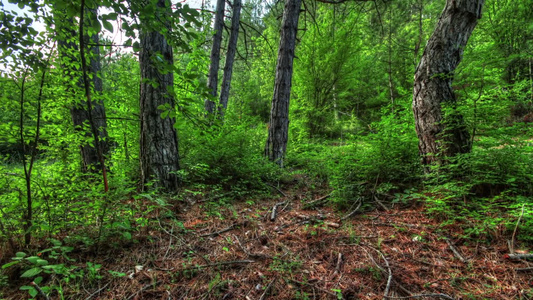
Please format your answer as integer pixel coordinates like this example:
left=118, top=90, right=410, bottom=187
left=0, top=0, right=532, bottom=298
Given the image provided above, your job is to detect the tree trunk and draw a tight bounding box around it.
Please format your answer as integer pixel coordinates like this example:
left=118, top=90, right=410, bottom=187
left=412, top=0, right=484, bottom=166
left=56, top=8, right=109, bottom=173
left=265, top=0, right=301, bottom=166
left=218, top=0, right=242, bottom=119
left=139, top=0, right=180, bottom=191
left=205, top=0, right=226, bottom=115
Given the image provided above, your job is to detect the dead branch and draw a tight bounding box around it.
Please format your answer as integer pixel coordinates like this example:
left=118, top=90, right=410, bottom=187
left=510, top=204, right=525, bottom=253
left=384, top=294, right=455, bottom=300
left=200, top=222, right=243, bottom=237
left=126, top=281, right=161, bottom=300
left=286, top=278, right=338, bottom=297
left=180, top=260, right=255, bottom=271
left=233, top=234, right=272, bottom=259
left=270, top=201, right=287, bottom=221
left=259, top=278, right=276, bottom=300
left=333, top=253, right=344, bottom=276
left=32, top=282, right=50, bottom=300
left=445, top=239, right=468, bottom=263
left=85, top=282, right=111, bottom=300
left=374, top=194, right=390, bottom=211
left=341, top=198, right=362, bottom=220
left=157, top=217, right=210, bottom=264
left=504, top=253, right=533, bottom=260
left=516, top=267, right=533, bottom=271
left=265, top=182, right=288, bottom=197
left=304, top=193, right=331, bottom=208
left=380, top=251, right=393, bottom=299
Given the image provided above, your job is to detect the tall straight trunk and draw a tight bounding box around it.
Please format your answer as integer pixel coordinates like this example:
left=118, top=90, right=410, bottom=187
left=205, top=0, right=226, bottom=115
left=218, top=0, right=242, bottom=119
left=412, top=0, right=484, bottom=166
left=56, top=8, right=109, bottom=173
left=265, top=0, right=301, bottom=166
left=139, top=0, right=180, bottom=191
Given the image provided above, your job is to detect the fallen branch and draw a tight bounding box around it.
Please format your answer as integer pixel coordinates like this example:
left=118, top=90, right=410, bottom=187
left=259, top=278, right=276, bottom=300
left=341, top=198, right=362, bottom=221
left=286, top=278, right=338, bottom=297
left=180, top=260, right=255, bottom=271
left=85, top=282, right=111, bottom=300
left=233, top=234, right=272, bottom=259
left=504, top=253, right=533, bottom=260
left=304, top=193, right=331, bottom=208
left=516, top=267, right=533, bottom=271
left=270, top=201, right=286, bottom=222
left=510, top=204, right=525, bottom=253
left=374, top=194, right=390, bottom=211
left=126, top=280, right=161, bottom=300
left=445, top=239, right=468, bottom=263
left=333, top=253, right=344, bottom=276
left=384, top=294, right=455, bottom=300
left=265, top=182, right=288, bottom=197
left=200, top=222, right=243, bottom=237
left=32, top=282, right=50, bottom=300
left=380, top=251, right=393, bottom=299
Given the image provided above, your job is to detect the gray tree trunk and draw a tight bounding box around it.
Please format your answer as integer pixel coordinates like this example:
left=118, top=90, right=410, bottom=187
left=218, top=0, right=242, bottom=119
left=412, top=0, right=484, bottom=166
left=56, top=8, right=109, bottom=173
left=265, top=0, right=301, bottom=166
left=139, top=0, right=180, bottom=191
left=205, top=0, right=226, bottom=115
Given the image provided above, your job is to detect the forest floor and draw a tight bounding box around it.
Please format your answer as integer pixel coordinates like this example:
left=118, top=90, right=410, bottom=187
left=2, top=182, right=532, bottom=299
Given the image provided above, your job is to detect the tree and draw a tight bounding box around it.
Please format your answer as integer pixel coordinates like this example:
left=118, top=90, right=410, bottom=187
left=265, top=0, right=301, bottom=166
left=412, top=0, right=485, bottom=166
left=139, top=0, right=180, bottom=191
left=218, top=0, right=242, bottom=119
left=55, top=7, right=110, bottom=173
left=205, top=0, right=226, bottom=115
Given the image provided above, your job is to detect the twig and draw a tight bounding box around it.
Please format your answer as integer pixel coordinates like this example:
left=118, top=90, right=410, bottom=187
left=157, top=218, right=210, bottom=264
left=384, top=294, right=455, bottom=300
left=516, top=267, right=533, bottom=271
left=286, top=278, right=338, bottom=297
left=265, top=182, right=288, bottom=197
left=233, top=234, right=271, bottom=259
left=304, top=193, right=331, bottom=208
left=126, top=281, right=161, bottom=300
left=180, top=260, right=254, bottom=271
left=510, top=204, right=525, bottom=253
left=374, top=194, right=390, bottom=211
left=380, top=251, right=393, bottom=299
left=341, top=198, right=362, bottom=220
left=200, top=222, right=242, bottom=237
left=259, top=278, right=276, bottom=300
left=445, top=239, right=468, bottom=263
left=32, top=282, right=50, bottom=300
left=504, top=253, right=533, bottom=260
left=270, top=201, right=286, bottom=222
left=333, top=253, right=344, bottom=276
left=85, top=282, right=111, bottom=300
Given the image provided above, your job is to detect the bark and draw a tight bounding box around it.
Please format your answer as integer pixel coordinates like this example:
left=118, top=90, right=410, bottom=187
left=56, top=8, right=109, bottom=173
left=218, top=0, right=242, bottom=119
left=205, top=0, right=226, bottom=115
left=412, top=0, right=484, bottom=166
left=265, top=0, right=302, bottom=166
left=139, top=0, right=180, bottom=191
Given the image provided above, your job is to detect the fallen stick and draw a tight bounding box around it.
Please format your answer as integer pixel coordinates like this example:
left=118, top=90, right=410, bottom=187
left=333, top=253, right=344, bottom=276
left=516, top=267, right=533, bottom=271
left=85, top=282, right=111, bottom=300
left=304, top=194, right=331, bottom=208
left=32, top=282, right=50, bottom=300
left=270, top=201, right=286, bottom=221
left=265, top=182, right=288, bottom=197
left=383, top=293, right=455, bottom=300
left=504, top=253, right=533, bottom=260
left=445, top=239, right=468, bottom=263
left=180, top=260, right=255, bottom=271
left=341, top=198, right=362, bottom=221
left=259, top=278, right=276, bottom=300
left=233, top=234, right=272, bottom=259
left=200, top=222, right=242, bottom=237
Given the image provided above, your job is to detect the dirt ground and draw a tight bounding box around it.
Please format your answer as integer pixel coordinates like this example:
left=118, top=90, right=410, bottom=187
left=2, top=186, right=532, bottom=299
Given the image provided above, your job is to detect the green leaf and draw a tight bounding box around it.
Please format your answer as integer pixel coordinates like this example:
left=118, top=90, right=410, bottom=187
left=21, top=267, right=42, bottom=278
left=103, top=20, right=113, bottom=33
left=2, top=261, right=20, bottom=269
left=33, top=276, right=43, bottom=284
left=16, top=252, right=27, bottom=258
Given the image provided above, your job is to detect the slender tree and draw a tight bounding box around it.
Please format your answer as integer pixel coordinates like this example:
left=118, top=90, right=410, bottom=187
left=412, top=0, right=485, bottom=166
left=218, top=0, right=242, bottom=119
left=205, top=0, right=226, bottom=115
left=56, top=7, right=110, bottom=173
left=139, top=0, right=180, bottom=191
left=265, top=0, right=302, bottom=166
